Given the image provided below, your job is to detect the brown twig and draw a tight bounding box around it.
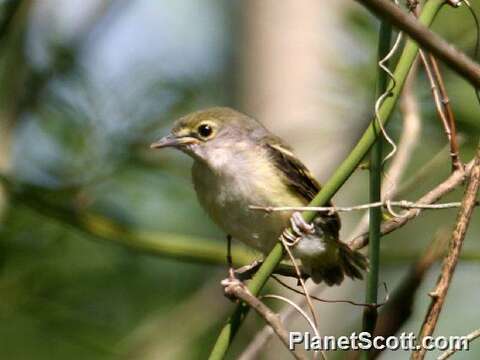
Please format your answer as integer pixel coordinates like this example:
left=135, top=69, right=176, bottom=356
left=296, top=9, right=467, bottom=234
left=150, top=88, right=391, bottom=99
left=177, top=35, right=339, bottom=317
left=223, top=280, right=308, bottom=360
left=420, top=52, right=453, bottom=150
left=411, top=145, right=480, bottom=360
left=408, top=0, right=462, bottom=172
left=354, top=0, right=480, bottom=88
left=428, top=54, right=462, bottom=171
left=418, top=50, right=462, bottom=172
left=349, top=158, right=474, bottom=251
left=272, top=275, right=388, bottom=309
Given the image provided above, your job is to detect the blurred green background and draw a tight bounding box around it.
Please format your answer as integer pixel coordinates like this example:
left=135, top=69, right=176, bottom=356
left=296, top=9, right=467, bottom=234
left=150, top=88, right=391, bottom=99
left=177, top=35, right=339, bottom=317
left=0, top=1, right=479, bottom=359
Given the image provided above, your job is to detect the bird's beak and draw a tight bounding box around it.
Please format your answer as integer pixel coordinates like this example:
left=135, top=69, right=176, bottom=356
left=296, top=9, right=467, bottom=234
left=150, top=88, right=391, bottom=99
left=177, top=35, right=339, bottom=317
left=150, top=134, right=198, bottom=149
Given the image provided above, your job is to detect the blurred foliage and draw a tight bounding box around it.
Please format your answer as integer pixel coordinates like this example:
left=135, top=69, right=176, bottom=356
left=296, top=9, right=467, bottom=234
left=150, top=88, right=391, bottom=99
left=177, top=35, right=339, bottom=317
left=0, top=1, right=479, bottom=359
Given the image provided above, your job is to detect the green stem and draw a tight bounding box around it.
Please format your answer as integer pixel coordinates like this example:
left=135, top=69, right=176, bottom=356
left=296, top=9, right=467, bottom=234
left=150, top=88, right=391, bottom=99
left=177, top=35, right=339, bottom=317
left=208, top=1, right=444, bottom=358
left=361, top=12, right=393, bottom=360
left=4, top=182, right=257, bottom=267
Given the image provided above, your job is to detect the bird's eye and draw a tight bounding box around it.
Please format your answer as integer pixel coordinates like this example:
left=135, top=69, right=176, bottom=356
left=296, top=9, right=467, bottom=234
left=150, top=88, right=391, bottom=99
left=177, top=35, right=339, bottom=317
left=197, top=123, right=213, bottom=138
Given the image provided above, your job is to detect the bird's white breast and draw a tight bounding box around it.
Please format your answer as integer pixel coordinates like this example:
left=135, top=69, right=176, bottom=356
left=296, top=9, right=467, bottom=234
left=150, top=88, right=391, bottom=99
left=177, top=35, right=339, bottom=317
left=191, top=144, right=303, bottom=253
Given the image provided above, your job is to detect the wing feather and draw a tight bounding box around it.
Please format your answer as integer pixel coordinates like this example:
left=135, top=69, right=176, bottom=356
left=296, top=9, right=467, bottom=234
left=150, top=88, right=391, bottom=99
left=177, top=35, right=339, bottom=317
left=265, top=140, right=341, bottom=235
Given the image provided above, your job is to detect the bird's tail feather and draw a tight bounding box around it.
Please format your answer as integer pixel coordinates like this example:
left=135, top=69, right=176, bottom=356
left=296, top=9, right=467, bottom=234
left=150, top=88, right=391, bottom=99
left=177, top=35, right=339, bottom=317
left=310, top=243, right=368, bottom=286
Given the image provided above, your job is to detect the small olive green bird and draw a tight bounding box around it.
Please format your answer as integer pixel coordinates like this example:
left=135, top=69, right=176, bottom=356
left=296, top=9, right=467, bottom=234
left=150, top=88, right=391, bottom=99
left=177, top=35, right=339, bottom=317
left=151, top=107, right=367, bottom=285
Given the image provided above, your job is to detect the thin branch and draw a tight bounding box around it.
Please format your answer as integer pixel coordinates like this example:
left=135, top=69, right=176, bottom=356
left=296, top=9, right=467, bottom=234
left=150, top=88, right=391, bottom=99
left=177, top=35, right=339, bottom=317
left=249, top=200, right=467, bottom=214
left=349, top=158, right=474, bottom=250
left=262, top=294, right=328, bottom=360
left=222, top=281, right=308, bottom=360
left=412, top=144, right=480, bottom=360
left=409, top=0, right=462, bottom=172
left=354, top=0, right=480, bottom=88
left=428, top=54, right=462, bottom=171
left=437, top=328, right=480, bottom=360
left=262, top=294, right=321, bottom=340
left=261, top=295, right=327, bottom=360
left=238, top=285, right=328, bottom=360
left=420, top=51, right=454, bottom=156
left=272, top=275, right=387, bottom=309
left=463, top=0, right=480, bottom=104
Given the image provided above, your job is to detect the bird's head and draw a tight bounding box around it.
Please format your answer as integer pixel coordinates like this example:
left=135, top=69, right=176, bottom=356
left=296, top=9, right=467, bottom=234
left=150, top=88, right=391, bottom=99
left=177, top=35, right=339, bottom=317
left=151, top=107, right=266, bottom=163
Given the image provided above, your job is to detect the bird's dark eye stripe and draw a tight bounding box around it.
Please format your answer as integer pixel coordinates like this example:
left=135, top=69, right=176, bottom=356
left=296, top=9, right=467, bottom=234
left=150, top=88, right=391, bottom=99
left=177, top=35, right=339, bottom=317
left=198, top=124, right=212, bottom=138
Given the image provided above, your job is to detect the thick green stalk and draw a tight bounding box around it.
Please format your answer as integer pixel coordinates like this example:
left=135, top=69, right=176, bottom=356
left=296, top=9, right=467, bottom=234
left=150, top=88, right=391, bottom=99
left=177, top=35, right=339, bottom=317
left=208, top=1, right=444, bottom=359
left=361, top=13, right=393, bottom=360
left=3, top=180, right=258, bottom=267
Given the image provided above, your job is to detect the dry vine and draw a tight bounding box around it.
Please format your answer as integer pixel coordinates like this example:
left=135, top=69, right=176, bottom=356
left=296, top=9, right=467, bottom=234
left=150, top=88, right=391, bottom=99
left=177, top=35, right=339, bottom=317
left=412, top=145, right=480, bottom=359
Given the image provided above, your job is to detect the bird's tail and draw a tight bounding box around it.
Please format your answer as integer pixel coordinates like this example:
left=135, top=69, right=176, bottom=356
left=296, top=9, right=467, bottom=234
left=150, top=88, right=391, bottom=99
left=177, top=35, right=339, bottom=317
left=309, top=242, right=368, bottom=286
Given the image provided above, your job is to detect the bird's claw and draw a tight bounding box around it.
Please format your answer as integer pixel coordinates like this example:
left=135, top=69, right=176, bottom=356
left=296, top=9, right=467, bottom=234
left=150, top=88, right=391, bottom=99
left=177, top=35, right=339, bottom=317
left=221, top=274, right=246, bottom=301
left=234, top=260, right=263, bottom=280
left=291, top=211, right=315, bottom=235
left=281, top=212, right=315, bottom=246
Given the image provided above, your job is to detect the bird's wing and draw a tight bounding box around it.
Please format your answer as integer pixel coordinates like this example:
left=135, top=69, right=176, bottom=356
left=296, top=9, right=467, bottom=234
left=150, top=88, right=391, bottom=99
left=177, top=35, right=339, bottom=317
left=265, top=139, right=341, bottom=235
left=266, top=142, right=320, bottom=201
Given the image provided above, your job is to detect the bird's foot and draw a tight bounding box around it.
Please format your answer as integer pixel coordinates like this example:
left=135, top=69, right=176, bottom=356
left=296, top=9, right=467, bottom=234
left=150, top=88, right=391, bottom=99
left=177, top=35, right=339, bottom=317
left=221, top=259, right=264, bottom=299
left=234, top=259, right=263, bottom=280
left=221, top=275, right=252, bottom=302
left=281, top=211, right=315, bottom=246
left=291, top=212, right=315, bottom=235
left=221, top=271, right=247, bottom=301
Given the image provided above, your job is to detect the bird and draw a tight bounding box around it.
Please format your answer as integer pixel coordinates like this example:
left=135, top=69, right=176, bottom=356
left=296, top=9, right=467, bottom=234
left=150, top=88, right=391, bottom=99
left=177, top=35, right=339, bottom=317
left=151, top=107, right=367, bottom=285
